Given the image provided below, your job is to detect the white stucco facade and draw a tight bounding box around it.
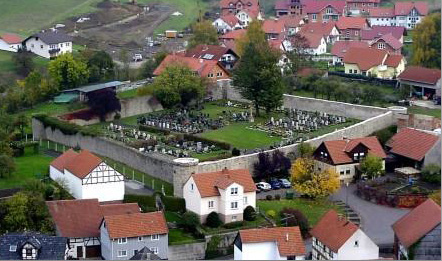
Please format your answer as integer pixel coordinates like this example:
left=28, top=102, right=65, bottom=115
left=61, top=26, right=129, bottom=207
left=0, top=39, right=21, bottom=52
left=306, top=37, right=327, bottom=55
left=24, top=37, right=72, bottom=59
left=234, top=241, right=305, bottom=260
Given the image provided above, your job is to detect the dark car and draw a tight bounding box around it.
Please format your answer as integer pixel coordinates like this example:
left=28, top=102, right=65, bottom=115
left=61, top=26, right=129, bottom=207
left=269, top=180, right=282, bottom=190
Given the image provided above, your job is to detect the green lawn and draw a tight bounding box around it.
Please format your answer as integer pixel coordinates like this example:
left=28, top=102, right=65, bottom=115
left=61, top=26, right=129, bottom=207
left=168, top=228, right=202, bottom=245
left=117, top=88, right=138, bottom=99
left=0, top=148, right=52, bottom=189
left=0, top=50, right=50, bottom=74
left=257, top=198, right=342, bottom=226
left=408, top=106, right=441, bottom=119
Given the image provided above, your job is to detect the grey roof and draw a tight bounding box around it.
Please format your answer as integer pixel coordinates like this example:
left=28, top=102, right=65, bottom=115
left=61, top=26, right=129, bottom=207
left=0, top=232, right=67, bottom=260
left=62, top=81, right=123, bottom=93
left=26, top=30, right=72, bottom=45
left=129, top=247, right=161, bottom=260
left=413, top=224, right=441, bottom=260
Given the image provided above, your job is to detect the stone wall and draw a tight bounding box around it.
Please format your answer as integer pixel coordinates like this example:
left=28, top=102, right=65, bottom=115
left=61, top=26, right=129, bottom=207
left=210, top=79, right=250, bottom=103
left=397, top=113, right=441, bottom=131
left=168, top=242, right=206, bottom=260
left=283, top=94, right=388, bottom=120
left=120, top=95, right=163, bottom=118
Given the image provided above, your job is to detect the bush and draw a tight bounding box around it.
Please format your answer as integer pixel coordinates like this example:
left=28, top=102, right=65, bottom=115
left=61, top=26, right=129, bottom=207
left=182, top=134, right=231, bottom=150
left=279, top=207, right=310, bottom=238
left=275, top=194, right=281, bottom=200
left=161, top=195, right=186, bottom=213
left=138, top=125, right=171, bottom=135
left=232, top=147, right=240, bottom=156
left=266, top=210, right=276, bottom=219
left=223, top=221, right=245, bottom=229
left=266, top=195, right=273, bottom=201
left=206, top=211, right=222, bottom=228
left=421, top=164, right=441, bottom=184
left=180, top=211, right=200, bottom=232
left=33, top=114, right=100, bottom=137
left=124, top=194, right=156, bottom=212
left=243, top=206, right=257, bottom=221
left=371, top=125, right=397, bottom=145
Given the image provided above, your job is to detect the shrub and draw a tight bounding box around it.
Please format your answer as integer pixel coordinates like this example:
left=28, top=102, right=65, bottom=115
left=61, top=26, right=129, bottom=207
left=232, top=147, right=241, bottom=156
left=206, top=211, right=222, bottom=228
left=275, top=194, right=281, bottom=200
left=33, top=114, right=100, bottom=137
left=138, top=125, right=171, bottom=135
left=161, top=195, right=186, bottom=213
left=124, top=194, right=155, bottom=212
left=243, top=206, right=257, bottom=221
left=223, top=221, right=245, bottom=229
left=266, top=210, right=276, bottom=219
left=279, top=207, right=310, bottom=238
left=266, top=195, right=273, bottom=201
left=421, top=164, right=441, bottom=184
left=180, top=211, right=200, bottom=232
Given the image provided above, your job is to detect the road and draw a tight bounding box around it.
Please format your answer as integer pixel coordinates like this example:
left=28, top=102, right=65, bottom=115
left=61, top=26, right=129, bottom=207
left=330, top=184, right=409, bottom=247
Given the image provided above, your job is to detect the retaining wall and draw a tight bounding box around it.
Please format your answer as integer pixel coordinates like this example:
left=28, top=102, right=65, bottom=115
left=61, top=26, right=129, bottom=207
left=168, top=242, right=206, bottom=260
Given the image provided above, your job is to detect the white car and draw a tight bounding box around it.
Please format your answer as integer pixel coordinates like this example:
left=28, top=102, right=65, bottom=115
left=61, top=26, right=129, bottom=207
left=133, top=54, right=143, bottom=62
left=256, top=182, right=271, bottom=191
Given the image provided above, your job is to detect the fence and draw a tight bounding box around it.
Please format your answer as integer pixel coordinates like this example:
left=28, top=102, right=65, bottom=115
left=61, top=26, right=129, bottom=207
left=38, top=139, right=173, bottom=195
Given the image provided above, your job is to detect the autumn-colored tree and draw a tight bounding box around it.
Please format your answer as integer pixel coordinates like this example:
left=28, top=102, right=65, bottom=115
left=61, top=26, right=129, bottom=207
left=188, top=20, right=219, bottom=49
left=359, top=154, right=384, bottom=179
left=48, top=53, right=89, bottom=90
left=411, top=13, right=441, bottom=69
left=235, top=20, right=267, bottom=56
left=291, top=158, right=340, bottom=198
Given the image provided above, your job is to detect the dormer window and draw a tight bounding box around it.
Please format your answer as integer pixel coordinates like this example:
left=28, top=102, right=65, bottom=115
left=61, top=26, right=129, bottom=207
left=22, top=246, right=36, bottom=260
left=231, top=187, right=238, bottom=195
left=378, top=42, right=385, bottom=49
left=353, top=153, right=358, bottom=160
left=9, top=245, right=17, bottom=252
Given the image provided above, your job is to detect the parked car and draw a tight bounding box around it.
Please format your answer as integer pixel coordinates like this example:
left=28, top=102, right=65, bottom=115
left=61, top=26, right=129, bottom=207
left=256, top=182, right=271, bottom=191
left=278, top=178, right=291, bottom=188
left=269, top=179, right=282, bottom=190
left=133, top=53, right=143, bottom=62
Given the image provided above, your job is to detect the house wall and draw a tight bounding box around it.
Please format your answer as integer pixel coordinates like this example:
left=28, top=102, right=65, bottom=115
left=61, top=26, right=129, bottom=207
left=219, top=183, right=245, bottom=222
left=81, top=164, right=125, bottom=202
left=100, top=223, right=168, bottom=260
left=240, top=241, right=285, bottom=260
left=368, top=17, right=396, bottom=26
left=370, top=39, right=400, bottom=54
left=0, top=40, right=21, bottom=52
left=52, top=168, right=83, bottom=199
left=25, top=37, right=72, bottom=59
left=344, top=63, right=362, bottom=75
left=337, top=229, right=379, bottom=260
left=213, top=18, right=233, bottom=33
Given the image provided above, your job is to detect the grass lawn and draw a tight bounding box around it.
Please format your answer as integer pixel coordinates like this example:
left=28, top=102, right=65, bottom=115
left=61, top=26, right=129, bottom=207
left=257, top=198, right=342, bottom=226
left=0, top=50, right=50, bottom=74
left=0, top=148, right=52, bottom=189
left=201, top=215, right=270, bottom=235
left=165, top=211, right=182, bottom=223
left=117, top=88, right=138, bottom=99
left=408, top=106, right=441, bottom=118
left=168, top=228, right=202, bottom=245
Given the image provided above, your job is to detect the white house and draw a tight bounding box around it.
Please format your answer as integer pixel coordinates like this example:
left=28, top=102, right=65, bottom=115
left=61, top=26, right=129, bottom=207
left=234, top=227, right=306, bottom=260
left=23, top=30, right=72, bottom=59
left=0, top=33, right=23, bottom=52
left=310, top=210, right=379, bottom=260
left=183, top=168, right=256, bottom=224
left=213, top=15, right=242, bottom=33
left=298, top=32, right=327, bottom=55
left=50, top=149, right=124, bottom=202
left=366, top=2, right=428, bottom=29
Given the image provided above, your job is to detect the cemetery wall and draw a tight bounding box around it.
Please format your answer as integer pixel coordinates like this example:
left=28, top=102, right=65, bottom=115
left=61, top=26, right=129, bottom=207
left=210, top=80, right=250, bottom=103
left=283, top=94, right=388, bottom=120
left=120, top=95, right=163, bottom=118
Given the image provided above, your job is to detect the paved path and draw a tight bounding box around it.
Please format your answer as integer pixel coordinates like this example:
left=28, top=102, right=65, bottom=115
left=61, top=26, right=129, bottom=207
left=330, top=184, right=410, bottom=247
left=125, top=180, right=154, bottom=196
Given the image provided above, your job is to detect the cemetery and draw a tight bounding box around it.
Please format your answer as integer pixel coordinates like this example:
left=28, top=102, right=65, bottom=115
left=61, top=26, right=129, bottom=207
left=94, top=100, right=359, bottom=161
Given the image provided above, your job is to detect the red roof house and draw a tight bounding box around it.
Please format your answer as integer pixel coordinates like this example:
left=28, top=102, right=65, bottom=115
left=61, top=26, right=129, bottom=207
left=0, top=33, right=23, bottom=52
left=361, top=26, right=407, bottom=43
left=185, top=44, right=239, bottom=70
left=368, top=33, right=403, bottom=53
left=394, top=1, right=428, bottom=16
left=331, top=40, right=368, bottom=63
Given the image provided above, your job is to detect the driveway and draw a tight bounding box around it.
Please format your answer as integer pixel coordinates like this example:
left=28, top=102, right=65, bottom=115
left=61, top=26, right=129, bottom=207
left=256, top=188, right=294, bottom=200
left=125, top=180, right=154, bottom=196
left=330, top=184, right=410, bottom=247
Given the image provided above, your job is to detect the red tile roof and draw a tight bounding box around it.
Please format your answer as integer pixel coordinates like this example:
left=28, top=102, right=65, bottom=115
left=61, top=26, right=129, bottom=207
left=336, top=17, right=369, bottom=30
left=384, top=53, right=403, bottom=67
left=185, top=44, right=236, bottom=61
left=386, top=128, right=440, bottom=161
left=300, top=22, right=337, bottom=37
left=398, top=66, right=442, bottom=85
left=310, top=210, right=359, bottom=252
left=220, top=0, right=261, bottom=18
left=103, top=212, right=168, bottom=239
left=46, top=199, right=140, bottom=238
left=262, top=19, right=286, bottom=35
left=51, top=149, right=103, bottom=179
left=394, top=1, right=428, bottom=16
left=369, top=33, right=403, bottom=50
left=392, top=199, right=441, bottom=248
left=0, top=33, right=23, bottom=44
left=298, top=32, right=324, bottom=48
left=361, top=26, right=406, bottom=41
left=343, top=47, right=387, bottom=71
left=219, top=14, right=241, bottom=27
left=219, top=29, right=247, bottom=40
left=278, top=15, right=304, bottom=28
left=331, top=40, right=368, bottom=58
left=321, top=136, right=386, bottom=164
left=367, top=7, right=395, bottom=17
left=275, top=0, right=291, bottom=10
left=190, top=168, right=256, bottom=198
left=239, top=227, right=306, bottom=256
left=153, top=54, right=229, bottom=78
left=303, top=0, right=346, bottom=14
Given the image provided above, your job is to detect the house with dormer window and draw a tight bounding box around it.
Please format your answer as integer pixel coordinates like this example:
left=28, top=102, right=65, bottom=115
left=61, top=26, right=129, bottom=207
left=183, top=168, right=256, bottom=223
left=313, top=136, right=386, bottom=183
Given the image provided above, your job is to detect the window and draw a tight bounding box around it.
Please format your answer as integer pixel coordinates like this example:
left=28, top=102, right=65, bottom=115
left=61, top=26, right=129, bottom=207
left=312, top=14, right=317, bottom=21
left=355, top=30, right=359, bottom=36
left=60, top=43, right=63, bottom=47
left=151, top=234, right=159, bottom=241
left=340, top=170, right=345, bottom=175
left=232, top=215, right=237, bottom=221
left=378, top=42, right=385, bottom=49
left=208, top=73, right=214, bottom=78
left=243, top=196, right=247, bottom=205
left=359, top=152, right=365, bottom=158
left=26, top=248, right=33, bottom=257
left=40, top=45, right=43, bottom=49
left=191, top=183, right=194, bottom=191
left=117, top=238, right=127, bottom=244
left=208, top=200, right=214, bottom=208
left=326, top=8, right=333, bottom=14
left=354, top=240, right=359, bottom=247
left=346, top=168, right=351, bottom=174
left=354, top=70, right=358, bottom=74
left=150, top=247, right=158, bottom=255
left=231, top=201, right=238, bottom=209
left=349, top=69, right=353, bottom=74
left=354, top=153, right=358, bottom=160
left=117, top=250, right=127, bottom=257
left=217, top=72, right=223, bottom=77
left=138, top=236, right=143, bottom=241
left=231, top=187, right=238, bottom=195
left=9, top=245, right=17, bottom=252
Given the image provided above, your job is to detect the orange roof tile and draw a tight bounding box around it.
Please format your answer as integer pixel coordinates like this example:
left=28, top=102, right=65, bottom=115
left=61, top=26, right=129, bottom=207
left=0, top=33, right=23, bottom=44
left=190, top=168, right=256, bottom=198
left=103, top=212, right=168, bottom=239
left=392, top=199, right=441, bottom=248
left=398, top=66, right=441, bottom=85
left=386, top=128, right=440, bottom=161
left=343, top=47, right=387, bottom=71
left=300, top=22, right=337, bottom=37
left=336, top=17, right=369, bottom=30
left=331, top=40, right=368, bottom=58
left=220, top=14, right=241, bottom=27
left=239, top=227, right=306, bottom=256
left=50, top=149, right=78, bottom=172
left=298, top=32, right=324, bottom=48
left=367, top=7, right=395, bottom=17
left=262, top=19, right=286, bottom=35
left=219, top=29, right=247, bottom=40
left=310, top=210, right=359, bottom=252
left=384, top=53, right=404, bottom=67
left=369, top=33, right=403, bottom=50
left=394, top=1, right=428, bottom=16
left=63, top=150, right=103, bottom=179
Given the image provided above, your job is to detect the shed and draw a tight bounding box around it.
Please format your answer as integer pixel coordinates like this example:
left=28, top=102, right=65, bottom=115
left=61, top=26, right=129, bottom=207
left=61, top=81, right=123, bottom=101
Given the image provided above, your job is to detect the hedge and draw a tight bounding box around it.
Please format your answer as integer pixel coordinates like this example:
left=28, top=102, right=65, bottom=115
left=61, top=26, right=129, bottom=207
left=183, top=134, right=231, bottom=150
left=138, top=125, right=171, bottom=135
left=162, top=195, right=186, bottom=213
left=124, top=194, right=156, bottom=212
left=33, top=114, right=100, bottom=137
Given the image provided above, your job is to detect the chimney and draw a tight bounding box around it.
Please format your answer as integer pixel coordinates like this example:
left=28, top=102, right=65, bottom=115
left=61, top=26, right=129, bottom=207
left=202, top=45, right=209, bottom=51
left=199, top=59, right=204, bottom=64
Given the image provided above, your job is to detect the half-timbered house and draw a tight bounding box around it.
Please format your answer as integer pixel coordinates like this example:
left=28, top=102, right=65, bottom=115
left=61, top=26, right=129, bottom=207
left=50, top=149, right=124, bottom=202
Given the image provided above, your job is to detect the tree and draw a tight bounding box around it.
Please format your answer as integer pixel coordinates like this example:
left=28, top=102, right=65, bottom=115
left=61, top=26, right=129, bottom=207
left=362, top=85, right=381, bottom=105
left=0, top=154, right=15, bottom=178
left=87, top=89, right=121, bottom=121
left=411, top=13, right=441, bottom=69
left=271, top=150, right=292, bottom=177
left=206, top=211, right=222, bottom=228
left=297, top=142, right=314, bottom=158
left=253, top=152, right=272, bottom=180
left=243, top=206, right=257, bottom=221
left=48, top=53, right=89, bottom=90
left=286, top=34, right=311, bottom=74
left=233, top=20, right=284, bottom=116
left=87, top=50, right=115, bottom=82
left=279, top=207, right=309, bottom=238
left=291, top=158, right=340, bottom=198
left=140, top=59, right=157, bottom=78
left=21, top=71, right=43, bottom=107
left=359, top=155, right=384, bottom=179
left=12, top=49, right=34, bottom=77
left=180, top=211, right=200, bottom=233
left=148, top=65, right=206, bottom=108
left=188, top=20, right=219, bottom=49
left=421, top=164, right=441, bottom=184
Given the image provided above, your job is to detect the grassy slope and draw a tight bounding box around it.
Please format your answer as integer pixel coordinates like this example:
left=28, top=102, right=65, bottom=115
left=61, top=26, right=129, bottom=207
left=0, top=50, right=49, bottom=74
left=408, top=106, right=441, bottom=118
